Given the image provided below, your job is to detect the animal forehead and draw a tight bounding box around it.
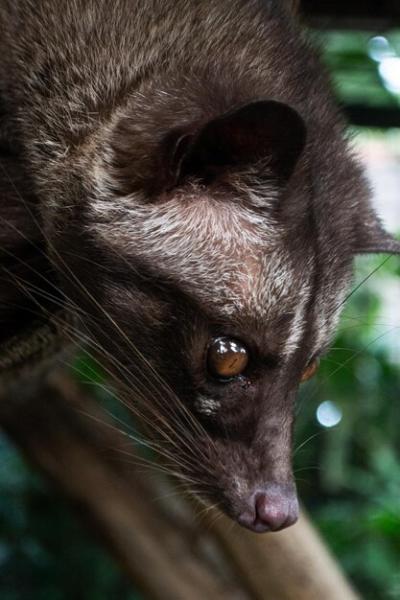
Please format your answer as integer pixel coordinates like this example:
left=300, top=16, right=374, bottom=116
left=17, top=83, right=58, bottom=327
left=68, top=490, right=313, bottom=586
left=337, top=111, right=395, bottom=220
left=234, top=250, right=313, bottom=356
left=92, top=190, right=314, bottom=321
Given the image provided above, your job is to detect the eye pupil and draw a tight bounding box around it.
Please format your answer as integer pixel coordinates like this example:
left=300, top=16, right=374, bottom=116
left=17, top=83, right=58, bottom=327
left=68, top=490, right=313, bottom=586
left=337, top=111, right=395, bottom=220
left=207, top=337, right=249, bottom=380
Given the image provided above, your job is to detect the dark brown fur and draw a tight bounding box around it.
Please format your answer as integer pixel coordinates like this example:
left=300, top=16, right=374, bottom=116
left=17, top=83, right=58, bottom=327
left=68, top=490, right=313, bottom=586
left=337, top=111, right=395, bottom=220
left=0, top=0, right=399, bottom=531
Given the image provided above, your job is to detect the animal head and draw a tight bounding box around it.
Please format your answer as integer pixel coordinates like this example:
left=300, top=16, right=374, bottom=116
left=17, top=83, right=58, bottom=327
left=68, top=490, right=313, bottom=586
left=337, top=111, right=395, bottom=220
left=47, top=97, right=400, bottom=533
left=2, top=0, right=400, bottom=534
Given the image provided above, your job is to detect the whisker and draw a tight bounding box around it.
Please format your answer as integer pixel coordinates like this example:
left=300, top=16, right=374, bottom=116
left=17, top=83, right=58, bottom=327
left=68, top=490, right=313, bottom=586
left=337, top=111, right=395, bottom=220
left=294, top=466, right=321, bottom=474
left=1, top=272, right=212, bottom=472
left=2, top=266, right=210, bottom=456
left=294, top=432, right=321, bottom=456
left=341, top=255, right=393, bottom=306
left=310, top=326, right=400, bottom=402
left=0, top=176, right=215, bottom=454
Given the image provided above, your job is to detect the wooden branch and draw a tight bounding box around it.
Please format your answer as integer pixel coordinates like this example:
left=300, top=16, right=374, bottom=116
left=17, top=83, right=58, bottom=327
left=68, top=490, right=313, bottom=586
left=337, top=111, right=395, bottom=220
left=0, top=369, right=360, bottom=599
left=200, top=507, right=360, bottom=600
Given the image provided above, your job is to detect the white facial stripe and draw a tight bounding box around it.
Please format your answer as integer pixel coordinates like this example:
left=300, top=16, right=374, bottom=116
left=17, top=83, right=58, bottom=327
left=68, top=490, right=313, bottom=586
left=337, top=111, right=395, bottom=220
left=313, top=282, right=349, bottom=352
left=283, top=299, right=308, bottom=356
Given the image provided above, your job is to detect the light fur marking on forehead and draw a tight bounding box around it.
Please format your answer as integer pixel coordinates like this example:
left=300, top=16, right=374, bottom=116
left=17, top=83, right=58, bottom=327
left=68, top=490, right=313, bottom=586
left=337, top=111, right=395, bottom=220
left=91, top=187, right=276, bottom=294
left=91, top=189, right=311, bottom=353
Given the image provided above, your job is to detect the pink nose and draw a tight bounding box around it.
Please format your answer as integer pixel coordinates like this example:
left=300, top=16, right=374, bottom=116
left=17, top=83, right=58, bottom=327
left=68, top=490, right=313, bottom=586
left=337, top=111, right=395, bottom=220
left=237, top=484, right=299, bottom=533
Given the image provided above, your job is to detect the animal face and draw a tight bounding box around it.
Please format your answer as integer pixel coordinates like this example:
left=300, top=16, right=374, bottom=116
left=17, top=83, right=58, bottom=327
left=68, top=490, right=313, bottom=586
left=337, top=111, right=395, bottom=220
left=2, top=0, right=399, bottom=532
left=50, top=99, right=389, bottom=532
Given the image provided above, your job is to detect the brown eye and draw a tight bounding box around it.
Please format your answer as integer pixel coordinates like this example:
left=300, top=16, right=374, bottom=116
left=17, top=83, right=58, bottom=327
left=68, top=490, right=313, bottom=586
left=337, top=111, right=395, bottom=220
left=207, top=337, right=249, bottom=380
left=301, top=359, right=319, bottom=383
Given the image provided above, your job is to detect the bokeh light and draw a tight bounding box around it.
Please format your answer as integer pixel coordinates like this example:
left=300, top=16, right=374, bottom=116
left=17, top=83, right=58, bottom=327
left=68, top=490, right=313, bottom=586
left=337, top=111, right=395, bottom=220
left=316, top=400, right=343, bottom=428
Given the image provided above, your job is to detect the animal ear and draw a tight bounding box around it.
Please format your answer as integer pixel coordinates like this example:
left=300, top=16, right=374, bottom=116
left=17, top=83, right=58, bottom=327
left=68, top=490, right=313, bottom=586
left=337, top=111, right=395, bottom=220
left=169, top=100, right=306, bottom=186
left=354, top=210, right=400, bottom=254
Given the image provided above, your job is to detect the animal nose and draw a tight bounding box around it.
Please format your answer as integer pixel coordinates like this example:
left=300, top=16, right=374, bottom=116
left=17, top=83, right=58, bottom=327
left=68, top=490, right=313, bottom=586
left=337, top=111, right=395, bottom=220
left=237, top=483, right=299, bottom=533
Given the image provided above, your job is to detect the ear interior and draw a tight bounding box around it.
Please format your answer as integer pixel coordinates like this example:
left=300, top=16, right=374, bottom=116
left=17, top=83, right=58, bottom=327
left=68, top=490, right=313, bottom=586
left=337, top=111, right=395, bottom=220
left=168, top=100, right=306, bottom=187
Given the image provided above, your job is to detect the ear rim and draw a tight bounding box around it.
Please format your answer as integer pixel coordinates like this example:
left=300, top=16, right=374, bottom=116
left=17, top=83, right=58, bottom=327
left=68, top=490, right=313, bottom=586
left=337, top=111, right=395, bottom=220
left=354, top=213, right=400, bottom=255
left=355, top=235, right=400, bottom=255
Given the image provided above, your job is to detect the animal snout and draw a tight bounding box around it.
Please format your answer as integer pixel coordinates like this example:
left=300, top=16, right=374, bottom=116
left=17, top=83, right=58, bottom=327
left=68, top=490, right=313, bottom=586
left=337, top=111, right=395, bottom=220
left=237, top=483, right=299, bottom=533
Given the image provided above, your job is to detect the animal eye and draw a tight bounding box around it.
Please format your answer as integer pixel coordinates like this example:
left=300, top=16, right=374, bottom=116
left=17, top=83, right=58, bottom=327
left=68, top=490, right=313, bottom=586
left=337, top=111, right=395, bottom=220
left=207, top=337, right=249, bottom=380
left=300, top=359, right=319, bottom=382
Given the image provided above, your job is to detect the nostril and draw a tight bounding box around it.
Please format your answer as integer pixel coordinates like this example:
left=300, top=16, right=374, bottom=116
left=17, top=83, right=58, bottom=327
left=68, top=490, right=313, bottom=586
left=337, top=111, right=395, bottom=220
left=237, top=483, right=299, bottom=533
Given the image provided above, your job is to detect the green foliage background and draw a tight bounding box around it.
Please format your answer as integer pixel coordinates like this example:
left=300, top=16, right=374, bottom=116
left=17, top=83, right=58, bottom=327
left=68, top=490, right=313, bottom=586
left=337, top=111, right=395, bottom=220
left=0, top=30, right=399, bottom=600
left=321, top=30, right=400, bottom=107
left=295, top=255, right=400, bottom=599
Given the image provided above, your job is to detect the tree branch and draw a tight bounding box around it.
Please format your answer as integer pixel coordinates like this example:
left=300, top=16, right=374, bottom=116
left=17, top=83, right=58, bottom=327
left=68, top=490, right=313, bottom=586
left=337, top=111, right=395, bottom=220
left=0, top=369, right=360, bottom=599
